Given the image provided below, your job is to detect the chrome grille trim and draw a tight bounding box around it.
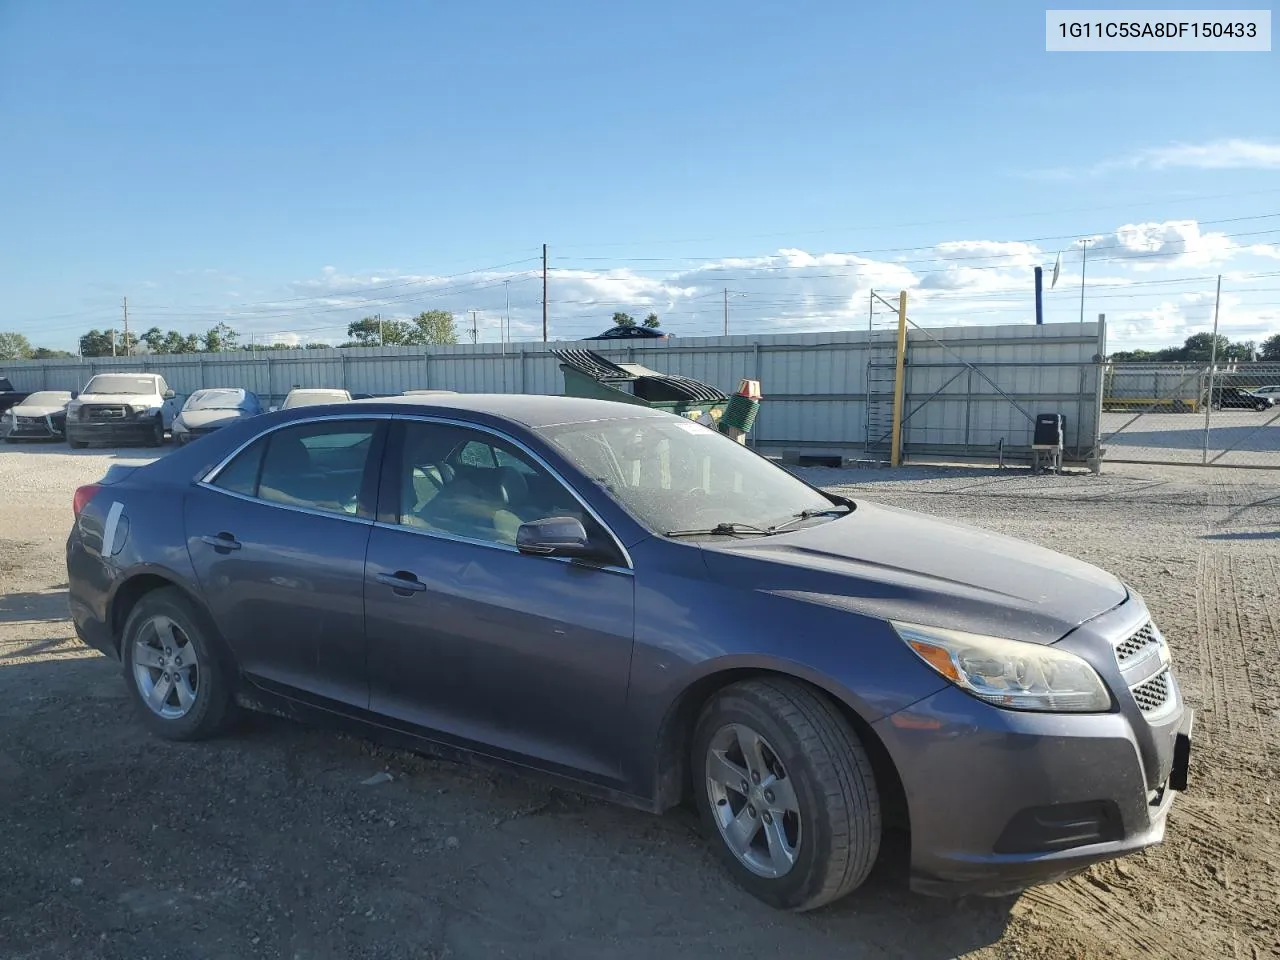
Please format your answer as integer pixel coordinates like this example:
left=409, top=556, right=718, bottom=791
left=1115, top=621, right=1160, bottom=664
left=1130, top=669, right=1173, bottom=714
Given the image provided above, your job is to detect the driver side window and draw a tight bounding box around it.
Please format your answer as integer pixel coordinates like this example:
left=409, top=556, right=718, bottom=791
left=397, top=422, right=591, bottom=546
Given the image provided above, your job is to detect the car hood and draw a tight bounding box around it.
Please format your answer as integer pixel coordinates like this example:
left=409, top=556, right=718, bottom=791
left=698, top=500, right=1128, bottom=644
left=177, top=409, right=244, bottom=429
left=73, top=392, right=160, bottom=405
left=12, top=402, right=68, bottom=416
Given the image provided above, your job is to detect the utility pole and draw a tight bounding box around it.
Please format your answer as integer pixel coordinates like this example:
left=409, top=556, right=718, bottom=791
left=1078, top=239, right=1091, bottom=324
left=111, top=327, right=117, bottom=357
left=377, top=313, right=383, bottom=346
left=470, top=310, right=478, bottom=344
left=122, top=297, right=131, bottom=356
left=503, top=281, right=511, bottom=349
left=542, top=243, right=548, bottom=342
left=1202, top=274, right=1223, bottom=465
left=724, top=288, right=729, bottom=336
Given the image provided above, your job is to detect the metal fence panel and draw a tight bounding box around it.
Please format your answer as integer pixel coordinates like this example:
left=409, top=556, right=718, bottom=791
left=1, top=323, right=1107, bottom=463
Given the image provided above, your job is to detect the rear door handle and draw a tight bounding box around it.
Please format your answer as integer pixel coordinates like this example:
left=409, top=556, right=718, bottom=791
left=199, top=533, right=242, bottom=551
left=376, top=571, right=427, bottom=594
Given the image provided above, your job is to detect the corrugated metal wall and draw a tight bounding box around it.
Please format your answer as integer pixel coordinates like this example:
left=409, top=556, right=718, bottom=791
left=1, top=321, right=1103, bottom=459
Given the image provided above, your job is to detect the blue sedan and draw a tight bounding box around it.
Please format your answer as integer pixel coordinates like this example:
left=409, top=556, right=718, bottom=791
left=66, top=394, right=1191, bottom=910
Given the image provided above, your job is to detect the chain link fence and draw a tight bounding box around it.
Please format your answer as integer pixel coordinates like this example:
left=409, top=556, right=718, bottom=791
left=1099, top=362, right=1280, bottom=467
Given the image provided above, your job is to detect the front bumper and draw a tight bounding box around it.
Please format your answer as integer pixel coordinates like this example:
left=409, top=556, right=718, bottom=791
left=6, top=417, right=64, bottom=439
left=875, top=684, right=1191, bottom=897
left=66, top=419, right=158, bottom=445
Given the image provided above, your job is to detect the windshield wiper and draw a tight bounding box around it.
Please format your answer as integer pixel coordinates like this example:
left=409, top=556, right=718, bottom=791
left=768, top=502, right=854, bottom=534
left=665, top=522, right=774, bottom=539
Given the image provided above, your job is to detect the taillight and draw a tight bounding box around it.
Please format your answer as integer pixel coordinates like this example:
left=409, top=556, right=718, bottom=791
left=73, top=484, right=101, bottom=518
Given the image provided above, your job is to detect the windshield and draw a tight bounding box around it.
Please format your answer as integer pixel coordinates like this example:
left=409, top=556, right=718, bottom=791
left=83, top=375, right=157, bottom=395
left=185, top=389, right=245, bottom=411
left=540, top=416, right=836, bottom=535
left=283, top=391, right=348, bottom=408
left=22, top=391, right=71, bottom=406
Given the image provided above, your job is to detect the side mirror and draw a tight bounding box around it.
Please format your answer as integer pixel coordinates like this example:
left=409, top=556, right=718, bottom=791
left=70, top=391, right=79, bottom=400
left=516, top=516, right=594, bottom=559
left=268, top=405, right=279, bottom=413
left=164, top=389, right=175, bottom=399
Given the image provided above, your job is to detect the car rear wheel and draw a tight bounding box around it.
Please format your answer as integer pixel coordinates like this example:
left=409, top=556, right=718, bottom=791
left=692, top=678, right=881, bottom=912
left=121, top=588, right=237, bottom=740
left=1257, top=401, right=1269, bottom=412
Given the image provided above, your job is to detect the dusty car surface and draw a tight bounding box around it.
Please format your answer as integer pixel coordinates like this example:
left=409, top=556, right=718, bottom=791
left=5, top=389, right=73, bottom=441
left=172, top=388, right=264, bottom=445
left=66, top=395, right=1192, bottom=911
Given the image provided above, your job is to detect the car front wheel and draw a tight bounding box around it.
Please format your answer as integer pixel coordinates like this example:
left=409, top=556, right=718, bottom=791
left=693, top=678, right=881, bottom=911
left=121, top=587, right=237, bottom=740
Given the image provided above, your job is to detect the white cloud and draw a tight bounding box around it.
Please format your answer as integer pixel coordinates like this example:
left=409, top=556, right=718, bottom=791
left=1027, top=138, right=1280, bottom=179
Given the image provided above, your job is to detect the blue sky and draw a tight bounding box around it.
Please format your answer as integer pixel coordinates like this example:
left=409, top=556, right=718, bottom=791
left=1, top=0, right=1277, bottom=352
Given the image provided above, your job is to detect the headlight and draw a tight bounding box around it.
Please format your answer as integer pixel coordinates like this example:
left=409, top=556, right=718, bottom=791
left=892, top=621, right=1111, bottom=713
left=133, top=406, right=157, bottom=418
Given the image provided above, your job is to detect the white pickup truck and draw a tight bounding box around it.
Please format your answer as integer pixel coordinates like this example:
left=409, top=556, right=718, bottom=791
left=64, top=373, right=183, bottom=448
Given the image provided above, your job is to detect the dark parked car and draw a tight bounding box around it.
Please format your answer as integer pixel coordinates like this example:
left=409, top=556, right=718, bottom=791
left=585, top=325, right=671, bottom=340
left=1210, top=386, right=1273, bottom=411
left=172, top=388, right=264, bottom=445
left=67, top=395, right=1191, bottom=910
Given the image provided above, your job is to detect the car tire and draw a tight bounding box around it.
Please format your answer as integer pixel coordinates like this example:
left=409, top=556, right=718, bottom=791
left=68, top=437, right=86, bottom=449
left=147, top=416, right=165, bottom=447
left=1257, top=402, right=1269, bottom=412
left=692, top=677, right=881, bottom=912
left=121, top=587, right=238, bottom=741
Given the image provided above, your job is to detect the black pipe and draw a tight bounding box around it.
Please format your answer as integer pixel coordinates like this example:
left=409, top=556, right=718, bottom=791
left=1034, top=266, right=1044, bottom=325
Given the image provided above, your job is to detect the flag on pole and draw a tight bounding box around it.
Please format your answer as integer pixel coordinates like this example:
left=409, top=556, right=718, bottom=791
left=1051, top=251, right=1062, bottom=289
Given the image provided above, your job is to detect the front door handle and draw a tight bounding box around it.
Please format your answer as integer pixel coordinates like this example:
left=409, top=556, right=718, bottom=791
left=376, top=571, right=427, bottom=594
left=199, top=532, right=242, bottom=551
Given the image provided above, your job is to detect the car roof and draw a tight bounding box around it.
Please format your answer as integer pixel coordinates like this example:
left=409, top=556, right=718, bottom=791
left=192, top=386, right=247, bottom=397
left=347, top=393, right=667, bottom=428
left=288, top=387, right=348, bottom=394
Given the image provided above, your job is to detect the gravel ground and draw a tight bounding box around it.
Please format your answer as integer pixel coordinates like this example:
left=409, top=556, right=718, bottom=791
left=1, top=442, right=1278, bottom=960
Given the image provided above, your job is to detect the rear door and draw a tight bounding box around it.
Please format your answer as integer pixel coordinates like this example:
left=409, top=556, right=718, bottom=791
left=363, top=418, right=635, bottom=784
left=184, top=417, right=387, bottom=707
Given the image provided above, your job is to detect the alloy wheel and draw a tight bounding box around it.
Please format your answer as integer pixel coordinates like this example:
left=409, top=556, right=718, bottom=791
left=132, top=614, right=200, bottom=720
left=705, top=722, right=802, bottom=878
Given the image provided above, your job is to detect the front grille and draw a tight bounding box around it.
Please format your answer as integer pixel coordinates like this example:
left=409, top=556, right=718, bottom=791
left=16, top=416, right=44, bottom=425
left=1131, top=669, right=1172, bottom=713
left=1115, top=621, right=1161, bottom=664
left=84, top=405, right=127, bottom=421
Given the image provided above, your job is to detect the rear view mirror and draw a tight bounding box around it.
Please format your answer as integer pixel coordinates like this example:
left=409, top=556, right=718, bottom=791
left=163, top=389, right=176, bottom=399
left=516, top=516, right=593, bottom=558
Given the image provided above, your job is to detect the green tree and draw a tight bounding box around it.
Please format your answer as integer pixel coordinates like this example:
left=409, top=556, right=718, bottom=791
left=1179, top=332, right=1233, bottom=362
left=203, top=322, right=239, bottom=352
left=30, top=347, right=75, bottom=359
left=345, top=315, right=414, bottom=346
left=0, top=331, right=33, bottom=360
left=643, top=312, right=661, bottom=328
left=408, top=310, right=459, bottom=345
left=1261, top=333, right=1280, bottom=361
left=611, top=312, right=636, bottom=328
left=79, top=328, right=137, bottom=357
left=304, top=342, right=332, bottom=350
left=141, top=327, right=166, bottom=353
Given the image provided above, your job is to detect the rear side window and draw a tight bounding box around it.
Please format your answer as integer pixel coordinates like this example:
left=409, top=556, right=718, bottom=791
left=210, top=420, right=382, bottom=516
left=213, top=442, right=264, bottom=496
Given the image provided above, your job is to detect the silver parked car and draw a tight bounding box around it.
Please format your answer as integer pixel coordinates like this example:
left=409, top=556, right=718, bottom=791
left=172, top=388, right=265, bottom=446
left=4, top=390, right=74, bottom=441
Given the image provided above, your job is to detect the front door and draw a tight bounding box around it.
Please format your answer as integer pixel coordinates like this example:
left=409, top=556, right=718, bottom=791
left=185, top=417, right=387, bottom=707
left=364, top=419, right=635, bottom=784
